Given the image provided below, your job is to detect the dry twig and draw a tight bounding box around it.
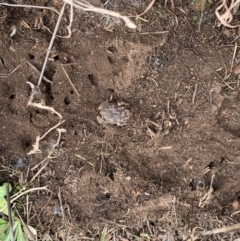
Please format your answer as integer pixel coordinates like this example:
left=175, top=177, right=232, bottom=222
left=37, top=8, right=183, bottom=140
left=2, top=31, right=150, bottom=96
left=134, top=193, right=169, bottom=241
left=200, top=223, right=240, bottom=236
left=137, top=0, right=156, bottom=17
left=29, top=161, right=50, bottom=183
left=0, top=65, right=20, bottom=78
left=27, top=62, right=52, bottom=84
left=62, top=0, right=136, bottom=29
left=192, top=83, right=198, bottom=104
left=37, top=3, right=67, bottom=86
left=61, top=65, right=80, bottom=96
left=199, top=171, right=215, bottom=208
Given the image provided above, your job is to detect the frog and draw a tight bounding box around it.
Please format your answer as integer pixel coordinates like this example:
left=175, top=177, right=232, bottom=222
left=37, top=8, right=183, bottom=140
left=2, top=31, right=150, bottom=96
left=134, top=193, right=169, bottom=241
left=97, top=100, right=130, bottom=126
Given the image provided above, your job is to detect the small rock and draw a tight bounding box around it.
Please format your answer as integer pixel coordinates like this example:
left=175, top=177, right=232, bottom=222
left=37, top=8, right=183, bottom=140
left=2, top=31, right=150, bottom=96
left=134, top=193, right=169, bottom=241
left=232, top=200, right=239, bottom=211
left=233, top=64, right=240, bottom=75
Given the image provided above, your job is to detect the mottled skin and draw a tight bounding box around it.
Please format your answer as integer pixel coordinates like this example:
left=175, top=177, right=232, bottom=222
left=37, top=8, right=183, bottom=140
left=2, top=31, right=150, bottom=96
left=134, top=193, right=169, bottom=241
left=97, top=100, right=130, bottom=126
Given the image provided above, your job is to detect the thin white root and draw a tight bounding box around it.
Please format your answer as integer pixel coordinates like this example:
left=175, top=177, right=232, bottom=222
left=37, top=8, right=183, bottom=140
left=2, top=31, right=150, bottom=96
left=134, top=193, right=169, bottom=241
left=137, top=0, right=156, bottom=17
left=26, top=81, right=62, bottom=119
left=28, top=120, right=65, bottom=155
left=200, top=223, right=240, bottom=236
left=56, top=128, right=67, bottom=148
left=199, top=171, right=215, bottom=208
left=37, top=3, right=67, bottom=86
left=28, top=102, right=62, bottom=119
left=215, top=0, right=240, bottom=28
left=28, top=136, right=41, bottom=155
left=0, top=65, right=20, bottom=78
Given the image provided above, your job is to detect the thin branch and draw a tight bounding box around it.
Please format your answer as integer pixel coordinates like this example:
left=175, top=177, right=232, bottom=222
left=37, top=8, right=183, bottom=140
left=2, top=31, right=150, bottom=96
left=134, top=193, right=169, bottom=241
left=0, top=65, right=20, bottom=78
left=29, top=161, right=49, bottom=184
left=27, top=62, right=52, bottom=84
left=37, top=3, right=67, bottom=86
left=200, top=223, right=240, bottom=236
left=10, top=187, right=48, bottom=203
left=62, top=0, right=136, bottom=29
left=137, top=0, right=156, bottom=17
left=0, top=186, right=48, bottom=213
left=61, top=65, right=80, bottom=96
left=64, top=0, right=73, bottom=38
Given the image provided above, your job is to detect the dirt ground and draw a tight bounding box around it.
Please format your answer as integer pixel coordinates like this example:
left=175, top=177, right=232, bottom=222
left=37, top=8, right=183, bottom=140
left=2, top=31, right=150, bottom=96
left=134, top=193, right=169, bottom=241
left=1, top=0, right=240, bottom=240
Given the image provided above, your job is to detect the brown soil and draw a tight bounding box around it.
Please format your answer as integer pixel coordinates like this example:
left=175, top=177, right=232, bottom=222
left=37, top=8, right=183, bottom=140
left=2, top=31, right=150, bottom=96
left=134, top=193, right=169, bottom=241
left=1, top=0, right=240, bottom=240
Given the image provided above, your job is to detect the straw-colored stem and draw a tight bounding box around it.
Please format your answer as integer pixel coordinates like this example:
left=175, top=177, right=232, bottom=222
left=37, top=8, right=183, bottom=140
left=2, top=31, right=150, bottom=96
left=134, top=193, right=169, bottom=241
left=37, top=3, right=66, bottom=86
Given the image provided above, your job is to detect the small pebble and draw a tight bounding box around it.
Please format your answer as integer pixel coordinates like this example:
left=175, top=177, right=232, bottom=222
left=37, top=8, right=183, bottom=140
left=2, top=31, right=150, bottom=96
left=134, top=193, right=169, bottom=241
left=233, top=64, right=240, bottom=75
left=232, top=200, right=239, bottom=211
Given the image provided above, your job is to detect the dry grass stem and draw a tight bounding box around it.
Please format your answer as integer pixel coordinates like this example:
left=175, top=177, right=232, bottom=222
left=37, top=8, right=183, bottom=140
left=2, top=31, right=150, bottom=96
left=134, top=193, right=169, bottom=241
left=62, top=0, right=74, bottom=38
left=10, top=187, right=48, bottom=202
left=198, top=0, right=206, bottom=31
left=26, top=195, right=31, bottom=224
left=31, top=157, right=48, bottom=171
left=199, top=171, right=215, bottom=208
left=29, top=160, right=50, bottom=184
left=0, top=65, right=20, bottom=78
left=200, top=223, right=240, bottom=236
left=37, top=3, right=67, bottom=86
left=146, top=76, right=158, bottom=86
left=231, top=41, right=238, bottom=71
left=159, top=146, right=173, bottom=150
left=215, top=0, right=240, bottom=28
left=62, top=0, right=136, bottom=29
left=58, top=188, right=66, bottom=221
left=231, top=209, right=240, bottom=216
left=74, top=154, right=86, bottom=160
left=61, top=65, right=80, bottom=96
left=40, top=120, right=65, bottom=141
left=27, top=62, right=52, bottom=84
left=140, top=31, right=169, bottom=35
left=0, top=186, right=48, bottom=213
left=137, top=0, right=156, bottom=17
left=192, top=83, right=198, bottom=104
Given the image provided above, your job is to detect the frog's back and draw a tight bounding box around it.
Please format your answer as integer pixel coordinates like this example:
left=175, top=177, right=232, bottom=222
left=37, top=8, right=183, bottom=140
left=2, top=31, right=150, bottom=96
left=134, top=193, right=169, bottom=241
left=104, top=103, right=125, bottom=124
